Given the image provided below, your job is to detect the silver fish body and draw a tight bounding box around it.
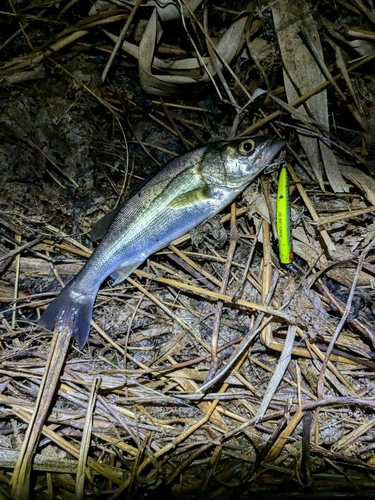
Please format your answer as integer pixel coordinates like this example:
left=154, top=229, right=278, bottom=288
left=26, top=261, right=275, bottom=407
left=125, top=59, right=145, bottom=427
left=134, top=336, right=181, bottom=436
left=39, top=135, right=285, bottom=348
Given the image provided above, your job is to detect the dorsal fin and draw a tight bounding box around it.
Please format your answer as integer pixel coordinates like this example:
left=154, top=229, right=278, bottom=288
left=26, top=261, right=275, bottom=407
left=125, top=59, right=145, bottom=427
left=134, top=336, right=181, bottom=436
left=90, top=206, right=121, bottom=241
left=90, top=169, right=162, bottom=241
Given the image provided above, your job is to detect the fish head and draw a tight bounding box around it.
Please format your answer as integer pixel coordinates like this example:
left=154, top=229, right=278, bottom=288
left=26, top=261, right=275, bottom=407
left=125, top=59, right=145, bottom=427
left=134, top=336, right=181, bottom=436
left=202, top=135, right=285, bottom=188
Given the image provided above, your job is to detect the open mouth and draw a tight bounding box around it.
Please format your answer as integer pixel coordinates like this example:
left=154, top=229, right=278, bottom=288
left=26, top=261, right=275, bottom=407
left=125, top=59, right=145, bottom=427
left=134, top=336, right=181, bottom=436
left=256, top=136, right=285, bottom=166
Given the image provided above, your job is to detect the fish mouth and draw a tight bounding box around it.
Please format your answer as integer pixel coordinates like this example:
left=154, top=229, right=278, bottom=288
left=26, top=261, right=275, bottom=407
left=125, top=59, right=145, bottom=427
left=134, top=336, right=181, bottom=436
left=260, top=136, right=286, bottom=165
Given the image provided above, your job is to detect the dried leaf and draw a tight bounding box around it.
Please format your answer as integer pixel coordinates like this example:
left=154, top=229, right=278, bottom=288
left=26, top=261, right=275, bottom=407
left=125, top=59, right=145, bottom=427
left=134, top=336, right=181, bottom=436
left=339, top=164, right=375, bottom=205
left=202, top=13, right=248, bottom=82
left=145, top=0, right=203, bottom=22
left=272, top=0, right=348, bottom=193
left=138, top=9, right=198, bottom=96
left=103, top=28, right=207, bottom=80
left=347, top=38, right=375, bottom=56
left=104, top=7, right=248, bottom=94
left=255, top=326, right=297, bottom=423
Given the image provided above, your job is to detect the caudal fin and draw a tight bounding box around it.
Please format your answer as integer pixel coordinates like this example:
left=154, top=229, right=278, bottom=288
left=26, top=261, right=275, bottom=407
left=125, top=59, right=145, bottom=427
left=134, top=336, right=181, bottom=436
left=39, top=284, right=96, bottom=349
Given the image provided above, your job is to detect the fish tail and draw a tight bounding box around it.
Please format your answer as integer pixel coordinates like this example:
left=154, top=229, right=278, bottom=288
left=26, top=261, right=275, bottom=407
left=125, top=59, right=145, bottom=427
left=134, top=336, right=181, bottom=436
left=39, top=283, right=96, bottom=349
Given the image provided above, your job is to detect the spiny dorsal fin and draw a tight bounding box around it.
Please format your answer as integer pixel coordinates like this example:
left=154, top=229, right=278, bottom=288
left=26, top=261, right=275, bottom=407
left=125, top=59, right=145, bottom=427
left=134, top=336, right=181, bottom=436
left=90, top=206, right=121, bottom=241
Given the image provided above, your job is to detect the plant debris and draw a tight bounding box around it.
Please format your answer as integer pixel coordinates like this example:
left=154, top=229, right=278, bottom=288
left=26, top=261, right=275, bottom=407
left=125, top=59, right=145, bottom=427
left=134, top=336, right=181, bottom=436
left=1, top=0, right=375, bottom=498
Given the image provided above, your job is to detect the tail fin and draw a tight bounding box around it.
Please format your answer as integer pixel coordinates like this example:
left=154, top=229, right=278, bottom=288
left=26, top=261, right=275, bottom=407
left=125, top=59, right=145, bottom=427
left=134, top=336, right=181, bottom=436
left=39, top=284, right=96, bottom=349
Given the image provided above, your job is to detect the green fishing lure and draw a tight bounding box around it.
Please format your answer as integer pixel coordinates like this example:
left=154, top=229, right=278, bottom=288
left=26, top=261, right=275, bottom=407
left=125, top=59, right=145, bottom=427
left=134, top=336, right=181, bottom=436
left=276, top=165, right=293, bottom=264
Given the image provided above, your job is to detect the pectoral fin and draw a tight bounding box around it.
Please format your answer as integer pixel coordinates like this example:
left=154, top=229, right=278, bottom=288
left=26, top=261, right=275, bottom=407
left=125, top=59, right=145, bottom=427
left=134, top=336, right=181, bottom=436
left=168, top=187, right=210, bottom=209
left=111, top=262, right=143, bottom=285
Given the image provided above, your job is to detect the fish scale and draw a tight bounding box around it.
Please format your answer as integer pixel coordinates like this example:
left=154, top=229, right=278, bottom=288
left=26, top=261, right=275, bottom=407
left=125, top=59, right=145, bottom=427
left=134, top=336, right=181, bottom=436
left=39, top=135, right=285, bottom=348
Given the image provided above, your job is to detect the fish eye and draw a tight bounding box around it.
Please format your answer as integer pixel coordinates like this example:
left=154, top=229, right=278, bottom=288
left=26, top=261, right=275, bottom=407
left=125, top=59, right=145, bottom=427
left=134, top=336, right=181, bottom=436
left=239, top=140, right=255, bottom=155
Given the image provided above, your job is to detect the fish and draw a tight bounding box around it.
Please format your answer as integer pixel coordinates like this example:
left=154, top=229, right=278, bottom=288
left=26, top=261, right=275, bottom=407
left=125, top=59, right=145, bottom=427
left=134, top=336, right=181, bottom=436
left=39, top=135, right=285, bottom=348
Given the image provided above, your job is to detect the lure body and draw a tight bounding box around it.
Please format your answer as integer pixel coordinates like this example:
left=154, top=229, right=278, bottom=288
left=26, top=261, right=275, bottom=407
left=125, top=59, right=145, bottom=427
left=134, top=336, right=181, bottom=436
left=39, top=136, right=285, bottom=348
left=276, top=165, right=293, bottom=264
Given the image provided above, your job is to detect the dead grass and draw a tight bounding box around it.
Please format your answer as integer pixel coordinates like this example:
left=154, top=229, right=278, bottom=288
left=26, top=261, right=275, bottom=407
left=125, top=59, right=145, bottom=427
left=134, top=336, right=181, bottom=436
left=1, top=0, right=375, bottom=498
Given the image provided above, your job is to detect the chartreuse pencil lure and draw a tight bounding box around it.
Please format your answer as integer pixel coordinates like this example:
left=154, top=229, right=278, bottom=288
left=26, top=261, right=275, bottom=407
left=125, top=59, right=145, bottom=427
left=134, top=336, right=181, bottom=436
left=39, top=135, right=285, bottom=348
left=276, top=165, right=293, bottom=264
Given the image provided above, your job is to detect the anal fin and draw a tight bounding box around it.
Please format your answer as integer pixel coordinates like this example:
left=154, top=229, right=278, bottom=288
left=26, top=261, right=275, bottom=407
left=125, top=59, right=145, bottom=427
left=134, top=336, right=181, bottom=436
left=111, top=262, right=142, bottom=285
